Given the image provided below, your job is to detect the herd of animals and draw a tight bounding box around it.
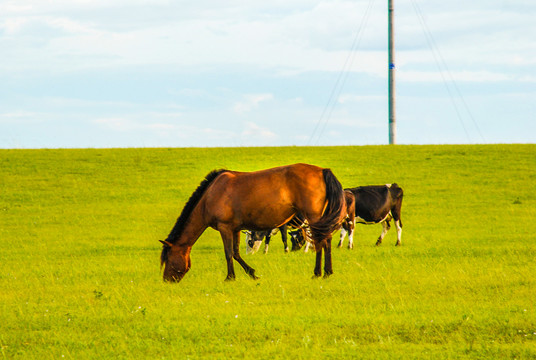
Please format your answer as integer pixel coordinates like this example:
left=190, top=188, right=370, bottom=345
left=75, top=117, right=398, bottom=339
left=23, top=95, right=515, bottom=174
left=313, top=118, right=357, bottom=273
left=244, top=183, right=403, bottom=254
left=159, top=163, right=403, bottom=283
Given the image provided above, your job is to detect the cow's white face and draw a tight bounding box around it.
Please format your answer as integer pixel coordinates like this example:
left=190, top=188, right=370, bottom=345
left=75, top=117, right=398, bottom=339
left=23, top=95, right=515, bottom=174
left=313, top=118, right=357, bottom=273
left=244, top=231, right=262, bottom=254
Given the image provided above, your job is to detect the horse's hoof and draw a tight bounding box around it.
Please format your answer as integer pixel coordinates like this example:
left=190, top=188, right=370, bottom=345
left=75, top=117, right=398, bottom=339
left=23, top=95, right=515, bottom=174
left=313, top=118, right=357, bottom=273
left=225, top=276, right=236, bottom=282
left=247, top=269, right=259, bottom=280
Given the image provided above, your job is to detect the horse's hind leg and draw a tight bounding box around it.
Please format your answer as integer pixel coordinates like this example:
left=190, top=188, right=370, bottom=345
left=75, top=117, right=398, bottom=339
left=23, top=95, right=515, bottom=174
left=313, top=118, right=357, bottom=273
left=233, top=231, right=259, bottom=280
left=314, top=247, right=323, bottom=278
left=323, top=236, right=333, bottom=277
left=312, top=237, right=333, bottom=278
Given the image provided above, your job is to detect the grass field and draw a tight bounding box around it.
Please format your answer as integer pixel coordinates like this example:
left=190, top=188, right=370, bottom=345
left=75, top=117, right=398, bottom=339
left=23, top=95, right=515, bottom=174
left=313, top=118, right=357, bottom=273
left=1, top=144, right=535, bottom=359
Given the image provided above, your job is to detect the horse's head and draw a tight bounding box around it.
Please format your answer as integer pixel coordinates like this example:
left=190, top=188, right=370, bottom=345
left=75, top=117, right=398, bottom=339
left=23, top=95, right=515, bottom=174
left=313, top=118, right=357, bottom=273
left=160, top=240, right=191, bottom=282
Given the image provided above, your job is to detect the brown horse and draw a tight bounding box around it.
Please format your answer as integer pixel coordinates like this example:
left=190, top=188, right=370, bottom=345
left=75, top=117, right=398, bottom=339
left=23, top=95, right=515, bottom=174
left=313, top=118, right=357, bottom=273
left=159, top=163, right=346, bottom=283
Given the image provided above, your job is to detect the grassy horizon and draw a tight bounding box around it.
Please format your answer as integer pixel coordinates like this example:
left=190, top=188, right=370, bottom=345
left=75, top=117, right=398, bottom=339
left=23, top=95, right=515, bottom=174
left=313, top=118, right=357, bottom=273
left=1, top=144, right=535, bottom=359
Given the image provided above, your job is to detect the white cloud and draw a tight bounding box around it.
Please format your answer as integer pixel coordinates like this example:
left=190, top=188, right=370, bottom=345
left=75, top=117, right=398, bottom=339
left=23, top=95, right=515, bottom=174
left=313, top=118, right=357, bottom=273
left=1, top=1, right=535, bottom=147
left=0, top=111, right=44, bottom=124
left=241, top=122, right=277, bottom=144
left=94, top=117, right=137, bottom=131
left=233, top=94, right=274, bottom=114
left=3, top=0, right=533, bottom=78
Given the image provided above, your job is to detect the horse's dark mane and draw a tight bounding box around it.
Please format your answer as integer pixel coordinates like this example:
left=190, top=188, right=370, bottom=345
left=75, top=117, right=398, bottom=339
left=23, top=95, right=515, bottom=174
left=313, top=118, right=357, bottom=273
left=161, top=169, right=227, bottom=266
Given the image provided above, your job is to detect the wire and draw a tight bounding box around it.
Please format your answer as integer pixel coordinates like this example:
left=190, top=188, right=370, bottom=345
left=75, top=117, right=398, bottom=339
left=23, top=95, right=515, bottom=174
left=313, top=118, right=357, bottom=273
left=307, top=0, right=377, bottom=146
left=411, top=0, right=485, bottom=142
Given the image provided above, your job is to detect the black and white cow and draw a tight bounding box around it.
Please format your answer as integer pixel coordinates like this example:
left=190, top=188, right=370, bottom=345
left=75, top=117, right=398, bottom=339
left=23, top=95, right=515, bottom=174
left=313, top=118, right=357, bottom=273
left=338, top=184, right=403, bottom=248
left=245, top=224, right=303, bottom=254
left=288, top=226, right=313, bottom=252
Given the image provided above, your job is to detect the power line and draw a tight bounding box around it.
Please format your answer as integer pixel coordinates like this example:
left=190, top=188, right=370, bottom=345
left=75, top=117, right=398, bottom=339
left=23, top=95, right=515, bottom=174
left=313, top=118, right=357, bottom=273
left=307, top=0, right=377, bottom=146
left=411, top=0, right=485, bottom=142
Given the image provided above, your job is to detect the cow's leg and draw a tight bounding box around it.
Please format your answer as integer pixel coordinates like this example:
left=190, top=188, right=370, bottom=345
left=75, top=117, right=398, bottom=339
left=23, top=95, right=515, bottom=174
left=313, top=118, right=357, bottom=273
left=289, top=232, right=299, bottom=251
left=392, top=198, right=403, bottom=246
left=376, top=220, right=391, bottom=246
left=264, top=233, right=271, bottom=254
left=338, top=227, right=347, bottom=248
left=347, top=224, right=355, bottom=249
left=303, top=227, right=314, bottom=252
left=232, top=231, right=258, bottom=279
left=394, top=219, right=402, bottom=246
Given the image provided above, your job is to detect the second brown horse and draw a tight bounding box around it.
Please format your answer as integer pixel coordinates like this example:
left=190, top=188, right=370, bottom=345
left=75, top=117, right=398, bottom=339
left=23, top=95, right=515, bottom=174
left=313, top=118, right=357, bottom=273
left=160, top=163, right=346, bottom=283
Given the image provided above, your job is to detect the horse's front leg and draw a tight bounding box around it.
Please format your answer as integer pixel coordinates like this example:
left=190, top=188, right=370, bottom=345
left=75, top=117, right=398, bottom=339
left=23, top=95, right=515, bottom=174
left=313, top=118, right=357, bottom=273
left=279, top=225, right=290, bottom=252
left=220, top=229, right=236, bottom=281
left=232, top=231, right=259, bottom=280
left=280, top=226, right=290, bottom=252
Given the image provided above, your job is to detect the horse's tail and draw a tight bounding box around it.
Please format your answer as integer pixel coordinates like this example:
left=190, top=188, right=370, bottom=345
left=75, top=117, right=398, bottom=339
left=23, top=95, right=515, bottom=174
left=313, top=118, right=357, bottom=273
left=309, top=168, right=346, bottom=241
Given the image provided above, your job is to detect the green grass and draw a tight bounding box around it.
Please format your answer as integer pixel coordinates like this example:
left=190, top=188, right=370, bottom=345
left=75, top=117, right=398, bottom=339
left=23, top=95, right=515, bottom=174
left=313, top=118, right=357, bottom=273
left=1, top=145, right=535, bottom=359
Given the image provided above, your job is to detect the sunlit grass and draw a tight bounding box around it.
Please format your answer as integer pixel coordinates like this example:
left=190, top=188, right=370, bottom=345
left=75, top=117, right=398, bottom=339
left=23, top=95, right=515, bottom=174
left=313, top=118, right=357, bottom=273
left=1, top=145, right=535, bottom=359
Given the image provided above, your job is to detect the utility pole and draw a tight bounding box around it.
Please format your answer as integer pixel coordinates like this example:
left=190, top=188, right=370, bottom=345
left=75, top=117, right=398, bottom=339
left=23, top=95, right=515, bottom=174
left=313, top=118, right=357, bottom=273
left=388, top=0, right=396, bottom=144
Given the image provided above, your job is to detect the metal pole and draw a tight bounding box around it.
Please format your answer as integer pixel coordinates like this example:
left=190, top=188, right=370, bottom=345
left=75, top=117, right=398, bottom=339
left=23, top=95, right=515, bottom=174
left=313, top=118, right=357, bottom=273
left=388, top=0, right=396, bottom=144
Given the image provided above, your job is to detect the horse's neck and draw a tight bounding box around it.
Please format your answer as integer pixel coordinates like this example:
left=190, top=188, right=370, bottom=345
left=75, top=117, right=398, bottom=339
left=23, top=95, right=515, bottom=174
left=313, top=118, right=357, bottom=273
left=172, top=204, right=208, bottom=247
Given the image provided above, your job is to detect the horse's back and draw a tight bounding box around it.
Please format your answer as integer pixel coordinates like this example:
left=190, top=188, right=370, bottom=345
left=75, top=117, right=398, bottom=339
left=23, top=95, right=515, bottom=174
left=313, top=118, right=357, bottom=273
left=203, top=164, right=327, bottom=230
left=217, top=163, right=325, bottom=196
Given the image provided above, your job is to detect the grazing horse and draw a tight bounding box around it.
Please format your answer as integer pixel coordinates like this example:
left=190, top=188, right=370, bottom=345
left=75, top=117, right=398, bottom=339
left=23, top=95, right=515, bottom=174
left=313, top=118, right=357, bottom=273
left=338, top=184, right=404, bottom=248
left=160, top=163, right=346, bottom=283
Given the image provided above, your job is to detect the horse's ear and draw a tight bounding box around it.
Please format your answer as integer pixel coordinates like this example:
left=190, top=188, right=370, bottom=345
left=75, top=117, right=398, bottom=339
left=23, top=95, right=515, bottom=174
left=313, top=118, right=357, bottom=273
left=159, top=240, right=172, bottom=247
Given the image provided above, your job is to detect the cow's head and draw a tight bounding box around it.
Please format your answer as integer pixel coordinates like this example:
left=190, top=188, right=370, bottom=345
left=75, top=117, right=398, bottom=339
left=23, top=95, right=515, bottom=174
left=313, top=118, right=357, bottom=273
left=244, top=230, right=264, bottom=254
left=288, top=229, right=306, bottom=251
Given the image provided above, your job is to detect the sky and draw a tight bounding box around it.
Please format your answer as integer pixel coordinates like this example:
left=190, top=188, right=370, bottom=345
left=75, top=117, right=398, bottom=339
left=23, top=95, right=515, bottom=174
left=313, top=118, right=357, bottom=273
left=0, top=0, right=534, bottom=148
